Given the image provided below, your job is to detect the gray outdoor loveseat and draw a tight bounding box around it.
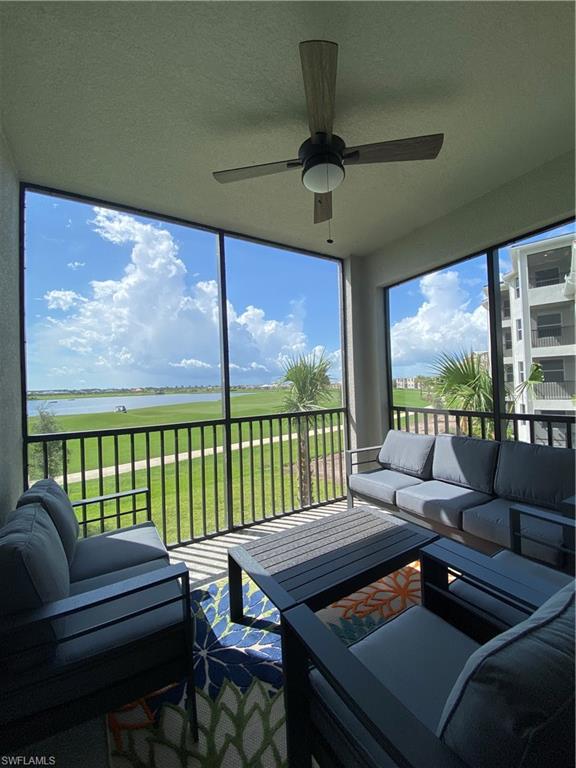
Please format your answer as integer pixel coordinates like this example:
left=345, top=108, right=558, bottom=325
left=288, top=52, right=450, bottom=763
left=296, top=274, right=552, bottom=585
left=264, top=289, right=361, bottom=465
left=347, top=430, right=575, bottom=572
left=0, top=479, right=197, bottom=750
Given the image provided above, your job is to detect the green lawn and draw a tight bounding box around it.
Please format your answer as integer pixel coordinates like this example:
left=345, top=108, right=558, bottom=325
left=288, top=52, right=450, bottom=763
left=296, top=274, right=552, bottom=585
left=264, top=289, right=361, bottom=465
left=391, top=388, right=430, bottom=408
left=28, top=390, right=343, bottom=478
left=28, top=390, right=346, bottom=543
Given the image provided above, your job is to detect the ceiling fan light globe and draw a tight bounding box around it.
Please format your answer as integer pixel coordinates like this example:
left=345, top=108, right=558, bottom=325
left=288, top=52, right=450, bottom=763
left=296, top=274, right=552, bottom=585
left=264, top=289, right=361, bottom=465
left=302, top=161, right=344, bottom=193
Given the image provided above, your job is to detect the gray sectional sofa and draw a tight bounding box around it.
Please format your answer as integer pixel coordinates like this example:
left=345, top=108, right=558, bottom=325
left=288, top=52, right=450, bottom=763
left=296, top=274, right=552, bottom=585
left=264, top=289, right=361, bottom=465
left=347, top=431, right=575, bottom=569
left=0, top=479, right=197, bottom=749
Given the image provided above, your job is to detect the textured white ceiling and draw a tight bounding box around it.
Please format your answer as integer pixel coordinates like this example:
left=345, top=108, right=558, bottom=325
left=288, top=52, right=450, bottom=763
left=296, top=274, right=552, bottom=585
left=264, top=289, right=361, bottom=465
left=1, top=2, right=574, bottom=258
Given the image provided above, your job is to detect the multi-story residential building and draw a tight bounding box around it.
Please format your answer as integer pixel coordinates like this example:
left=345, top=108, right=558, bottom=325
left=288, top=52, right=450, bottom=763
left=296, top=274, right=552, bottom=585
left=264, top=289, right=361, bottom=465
left=500, top=232, right=575, bottom=444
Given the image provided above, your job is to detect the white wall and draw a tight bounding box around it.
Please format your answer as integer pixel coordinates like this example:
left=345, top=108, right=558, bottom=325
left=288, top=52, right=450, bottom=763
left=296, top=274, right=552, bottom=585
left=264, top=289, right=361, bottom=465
left=0, top=125, right=23, bottom=515
left=349, top=151, right=575, bottom=447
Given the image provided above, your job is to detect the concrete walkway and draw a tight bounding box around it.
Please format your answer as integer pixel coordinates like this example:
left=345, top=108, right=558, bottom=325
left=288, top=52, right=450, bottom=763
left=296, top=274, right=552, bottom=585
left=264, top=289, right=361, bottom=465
left=56, top=424, right=342, bottom=485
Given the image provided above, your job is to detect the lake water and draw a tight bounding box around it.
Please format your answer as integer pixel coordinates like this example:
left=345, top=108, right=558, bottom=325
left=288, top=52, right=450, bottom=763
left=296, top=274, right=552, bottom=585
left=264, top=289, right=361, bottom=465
left=27, top=392, right=234, bottom=417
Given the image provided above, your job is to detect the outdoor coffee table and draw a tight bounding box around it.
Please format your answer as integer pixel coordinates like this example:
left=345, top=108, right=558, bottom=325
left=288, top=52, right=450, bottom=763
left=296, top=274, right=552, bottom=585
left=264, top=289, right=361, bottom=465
left=227, top=505, right=438, bottom=622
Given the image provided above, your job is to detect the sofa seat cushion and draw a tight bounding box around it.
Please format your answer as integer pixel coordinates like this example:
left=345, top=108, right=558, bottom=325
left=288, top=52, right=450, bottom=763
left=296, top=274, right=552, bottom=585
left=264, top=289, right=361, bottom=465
left=17, top=479, right=79, bottom=563
left=378, top=430, right=436, bottom=479
left=3, top=559, right=187, bottom=720
left=462, top=498, right=564, bottom=566
left=432, top=434, right=499, bottom=494
left=396, top=480, right=492, bottom=529
left=311, top=606, right=479, bottom=766
left=438, top=581, right=575, bottom=768
left=69, top=522, right=168, bottom=583
left=450, top=549, right=573, bottom=627
left=494, top=440, right=576, bottom=510
left=349, top=469, right=423, bottom=505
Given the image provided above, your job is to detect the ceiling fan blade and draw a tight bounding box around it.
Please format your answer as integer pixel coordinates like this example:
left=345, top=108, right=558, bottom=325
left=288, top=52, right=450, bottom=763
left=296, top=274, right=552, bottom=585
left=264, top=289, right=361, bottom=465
left=314, top=192, right=332, bottom=224
left=299, top=40, right=338, bottom=140
left=344, top=133, right=444, bottom=165
left=213, top=158, right=300, bottom=184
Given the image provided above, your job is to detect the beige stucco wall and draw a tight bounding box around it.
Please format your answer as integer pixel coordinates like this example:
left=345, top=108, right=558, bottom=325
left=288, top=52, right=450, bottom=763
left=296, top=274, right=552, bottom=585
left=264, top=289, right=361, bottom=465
left=348, top=151, right=575, bottom=448
left=0, top=125, right=23, bottom=515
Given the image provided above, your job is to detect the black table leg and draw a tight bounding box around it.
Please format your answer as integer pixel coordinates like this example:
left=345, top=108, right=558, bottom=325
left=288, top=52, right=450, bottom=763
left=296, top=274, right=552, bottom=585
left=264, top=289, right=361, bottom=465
left=228, top=552, right=244, bottom=623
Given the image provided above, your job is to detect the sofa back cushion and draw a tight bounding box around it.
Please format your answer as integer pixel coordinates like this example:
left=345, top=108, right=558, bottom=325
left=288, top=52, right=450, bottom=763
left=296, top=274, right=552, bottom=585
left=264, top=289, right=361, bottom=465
left=0, top=504, right=70, bottom=666
left=17, top=478, right=79, bottom=563
left=438, top=580, right=575, bottom=768
left=0, top=503, right=70, bottom=613
left=494, top=440, right=576, bottom=510
left=378, top=430, right=435, bottom=479
left=432, top=434, right=499, bottom=494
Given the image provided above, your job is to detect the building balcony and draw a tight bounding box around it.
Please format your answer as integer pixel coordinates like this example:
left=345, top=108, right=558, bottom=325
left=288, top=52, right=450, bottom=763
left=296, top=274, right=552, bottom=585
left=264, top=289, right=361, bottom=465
left=533, top=380, right=576, bottom=400
left=530, top=325, right=575, bottom=348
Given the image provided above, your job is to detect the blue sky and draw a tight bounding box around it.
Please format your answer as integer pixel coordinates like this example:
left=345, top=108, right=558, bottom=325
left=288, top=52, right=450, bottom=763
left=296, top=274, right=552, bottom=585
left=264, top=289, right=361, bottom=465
left=25, top=192, right=341, bottom=390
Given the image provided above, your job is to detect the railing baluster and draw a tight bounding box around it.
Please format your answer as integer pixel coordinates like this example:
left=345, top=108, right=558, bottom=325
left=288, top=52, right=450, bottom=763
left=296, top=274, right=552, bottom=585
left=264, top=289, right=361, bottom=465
left=174, top=429, right=181, bottom=543
left=455, top=415, right=461, bottom=436
left=160, top=430, right=167, bottom=542
left=96, top=437, right=104, bottom=532
left=423, top=413, right=429, bottom=435
left=130, top=432, right=136, bottom=524
left=405, top=408, right=410, bottom=433
left=269, top=418, right=276, bottom=516
left=213, top=424, right=219, bottom=532
left=42, top=441, right=49, bottom=479
left=80, top=437, right=87, bottom=536
left=145, top=431, right=152, bottom=526
left=433, top=413, right=439, bottom=435
left=512, top=418, right=519, bottom=441
left=288, top=416, right=295, bottom=512
left=187, top=426, right=194, bottom=540
left=337, top=411, right=344, bottom=492
left=238, top=421, right=245, bottom=526
left=481, top=416, right=486, bottom=440
left=444, top=413, right=449, bottom=434
left=278, top=417, right=285, bottom=514
left=114, top=435, right=121, bottom=529
left=249, top=420, right=256, bottom=522
left=329, top=412, right=336, bottom=498
left=467, top=416, right=473, bottom=437
left=322, top=413, right=329, bottom=502
left=259, top=419, right=265, bottom=518
left=567, top=424, right=573, bottom=450
left=200, top=426, right=207, bottom=537
left=314, top=414, right=320, bottom=504
left=414, top=411, right=419, bottom=434
left=547, top=420, right=554, bottom=447
left=61, top=440, right=68, bottom=494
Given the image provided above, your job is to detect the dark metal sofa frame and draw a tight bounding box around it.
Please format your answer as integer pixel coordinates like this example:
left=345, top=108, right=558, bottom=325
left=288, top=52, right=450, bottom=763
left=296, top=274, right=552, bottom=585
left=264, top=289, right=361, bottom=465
left=281, top=513, right=575, bottom=768
left=0, top=488, right=198, bottom=751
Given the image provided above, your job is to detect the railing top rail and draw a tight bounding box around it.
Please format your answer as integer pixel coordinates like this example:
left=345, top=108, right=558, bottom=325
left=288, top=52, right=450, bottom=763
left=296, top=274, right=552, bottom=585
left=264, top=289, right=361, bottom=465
left=391, top=405, right=575, bottom=425
left=27, top=406, right=347, bottom=442
left=391, top=405, right=492, bottom=418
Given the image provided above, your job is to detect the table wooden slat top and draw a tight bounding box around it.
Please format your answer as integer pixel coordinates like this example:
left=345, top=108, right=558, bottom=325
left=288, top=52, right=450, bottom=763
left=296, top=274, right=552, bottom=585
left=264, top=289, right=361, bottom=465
left=228, top=507, right=437, bottom=619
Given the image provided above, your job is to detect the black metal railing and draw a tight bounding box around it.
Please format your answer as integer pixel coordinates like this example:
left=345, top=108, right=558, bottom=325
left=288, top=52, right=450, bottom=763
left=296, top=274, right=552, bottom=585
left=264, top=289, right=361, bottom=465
left=533, top=380, right=575, bottom=400
left=528, top=272, right=569, bottom=289
left=26, top=407, right=347, bottom=546
left=531, top=325, right=575, bottom=347
left=391, top=406, right=575, bottom=449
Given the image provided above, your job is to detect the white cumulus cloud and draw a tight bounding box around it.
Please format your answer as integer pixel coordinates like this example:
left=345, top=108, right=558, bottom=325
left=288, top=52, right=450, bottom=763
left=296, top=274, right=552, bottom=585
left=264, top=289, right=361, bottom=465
left=29, top=208, right=341, bottom=389
left=391, top=270, right=488, bottom=376
left=67, top=261, right=86, bottom=270
left=44, top=289, right=85, bottom=310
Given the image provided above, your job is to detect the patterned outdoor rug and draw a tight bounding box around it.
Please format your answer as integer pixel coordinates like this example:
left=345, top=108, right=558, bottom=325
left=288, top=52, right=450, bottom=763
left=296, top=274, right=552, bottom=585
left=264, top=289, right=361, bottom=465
left=107, top=563, right=421, bottom=768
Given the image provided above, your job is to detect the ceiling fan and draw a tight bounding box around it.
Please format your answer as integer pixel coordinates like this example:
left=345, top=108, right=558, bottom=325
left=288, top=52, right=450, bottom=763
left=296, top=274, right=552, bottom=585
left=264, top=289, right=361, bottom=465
left=213, top=40, right=444, bottom=225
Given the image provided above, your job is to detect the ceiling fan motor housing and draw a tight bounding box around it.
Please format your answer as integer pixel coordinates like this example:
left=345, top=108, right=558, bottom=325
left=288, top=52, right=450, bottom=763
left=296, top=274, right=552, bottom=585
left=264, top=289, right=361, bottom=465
left=299, top=133, right=346, bottom=193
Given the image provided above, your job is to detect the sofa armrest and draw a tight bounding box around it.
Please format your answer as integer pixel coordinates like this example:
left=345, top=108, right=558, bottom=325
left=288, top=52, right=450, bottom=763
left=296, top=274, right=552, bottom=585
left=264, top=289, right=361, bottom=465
left=345, top=445, right=382, bottom=474
left=282, top=603, right=467, bottom=768
left=0, top=561, right=189, bottom=639
left=510, top=504, right=575, bottom=574
left=71, top=486, right=152, bottom=525
left=420, top=539, right=551, bottom=642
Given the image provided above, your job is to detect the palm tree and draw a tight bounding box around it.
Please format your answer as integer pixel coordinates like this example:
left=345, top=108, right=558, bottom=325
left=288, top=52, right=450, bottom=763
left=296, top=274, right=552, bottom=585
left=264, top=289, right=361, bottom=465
left=281, top=352, right=332, bottom=507
left=430, top=350, right=543, bottom=436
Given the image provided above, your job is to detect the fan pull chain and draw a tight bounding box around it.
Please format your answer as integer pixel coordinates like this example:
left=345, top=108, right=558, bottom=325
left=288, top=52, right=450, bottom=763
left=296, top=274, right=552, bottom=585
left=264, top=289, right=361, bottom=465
left=327, top=218, right=333, bottom=244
